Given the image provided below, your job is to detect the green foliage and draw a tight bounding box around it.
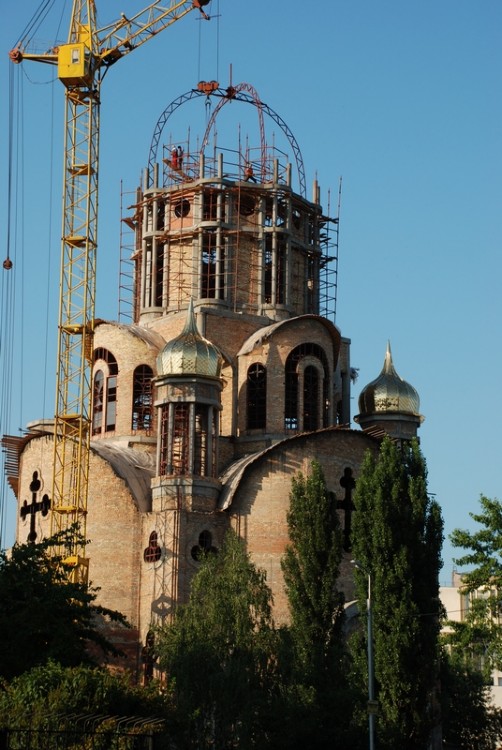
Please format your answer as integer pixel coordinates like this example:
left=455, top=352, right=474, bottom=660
left=279, top=461, right=358, bottom=748
left=155, top=530, right=279, bottom=750
left=281, top=461, right=345, bottom=670
left=449, top=496, right=502, bottom=675
left=0, top=529, right=128, bottom=680
left=440, top=650, right=502, bottom=750
left=0, top=661, right=168, bottom=727
left=351, top=437, right=444, bottom=750
left=0, top=662, right=171, bottom=748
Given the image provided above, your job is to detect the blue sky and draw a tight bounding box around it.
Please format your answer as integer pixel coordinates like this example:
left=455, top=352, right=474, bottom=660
left=1, top=1, right=501, bottom=580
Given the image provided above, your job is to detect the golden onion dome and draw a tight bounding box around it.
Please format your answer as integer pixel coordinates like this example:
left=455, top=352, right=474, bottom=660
left=157, top=299, right=223, bottom=379
left=358, top=342, right=420, bottom=417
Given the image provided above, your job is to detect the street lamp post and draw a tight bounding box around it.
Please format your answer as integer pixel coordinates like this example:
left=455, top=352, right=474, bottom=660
left=352, top=560, right=376, bottom=750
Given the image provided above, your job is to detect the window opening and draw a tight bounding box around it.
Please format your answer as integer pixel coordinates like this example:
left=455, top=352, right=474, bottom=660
left=132, top=365, right=153, bottom=431
left=238, top=194, right=256, bottom=216
left=92, top=370, right=104, bottom=435
left=263, top=236, right=286, bottom=304
left=285, top=343, right=329, bottom=431
left=201, top=233, right=217, bottom=298
left=172, top=403, right=190, bottom=475
left=92, top=349, right=118, bottom=435
left=247, top=363, right=267, bottom=429
left=154, top=243, right=164, bottom=307
left=159, top=405, right=169, bottom=475
left=106, top=375, right=117, bottom=432
left=202, top=189, right=218, bottom=221
left=156, top=199, right=165, bottom=231
left=174, top=198, right=190, bottom=218
left=303, top=365, right=319, bottom=431
left=143, top=531, right=162, bottom=563
left=193, top=406, right=208, bottom=476
left=191, top=529, right=218, bottom=560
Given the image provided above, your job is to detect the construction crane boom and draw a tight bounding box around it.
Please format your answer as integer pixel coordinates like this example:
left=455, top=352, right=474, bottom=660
left=10, top=0, right=211, bottom=582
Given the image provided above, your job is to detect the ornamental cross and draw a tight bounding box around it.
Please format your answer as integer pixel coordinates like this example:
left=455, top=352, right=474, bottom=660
left=20, top=471, right=51, bottom=543
left=337, top=467, right=356, bottom=552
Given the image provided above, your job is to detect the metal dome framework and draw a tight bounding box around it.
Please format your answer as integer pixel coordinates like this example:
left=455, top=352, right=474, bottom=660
left=147, top=82, right=307, bottom=197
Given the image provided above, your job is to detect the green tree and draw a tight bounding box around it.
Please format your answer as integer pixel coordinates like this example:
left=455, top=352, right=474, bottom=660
left=449, top=495, right=502, bottom=676
left=155, top=530, right=279, bottom=750
left=351, top=437, right=444, bottom=750
left=279, top=460, right=354, bottom=748
left=440, top=650, right=502, bottom=750
left=0, top=661, right=171, bottom=746
left=0, top=529, right=127, bottom=680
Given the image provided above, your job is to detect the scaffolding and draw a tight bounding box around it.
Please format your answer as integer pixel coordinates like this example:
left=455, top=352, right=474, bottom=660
left=118, top=82, right=340, bottom=325
left=121, top=143, right=339, bottom=325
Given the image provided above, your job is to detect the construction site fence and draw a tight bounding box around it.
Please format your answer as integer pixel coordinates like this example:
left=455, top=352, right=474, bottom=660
left=0, top=723, right=168, bottom=750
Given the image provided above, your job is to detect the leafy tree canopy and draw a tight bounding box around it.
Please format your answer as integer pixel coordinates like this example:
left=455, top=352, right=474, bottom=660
left=440, top=650, right=502, bottom=750
left=0, top=661, right=168, bottom=731
left=351, top=437, right=443, bottom=750
left=0, top=529, right=127, bottom=680
left=155, top=530, right=279, bottom=750
left=449, top=496, right=502, bottom=675
left=281, top=460, right=345, bottom=671
left=279, top=460, right=358, bottom=749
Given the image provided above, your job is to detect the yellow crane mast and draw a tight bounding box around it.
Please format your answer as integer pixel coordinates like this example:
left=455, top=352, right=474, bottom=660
left=10, top=0, right=211, bottom=582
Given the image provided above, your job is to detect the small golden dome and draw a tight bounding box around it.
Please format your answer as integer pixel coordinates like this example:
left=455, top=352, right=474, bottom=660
left=157, top=299, right=223, bottom=379
left=358, top=342, right=420, bottom=417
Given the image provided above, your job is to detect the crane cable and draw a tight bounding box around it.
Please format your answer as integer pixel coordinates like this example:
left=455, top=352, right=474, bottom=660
left=13, top=0, right=58, bottom=51
left=1, top=50, right=57, bottom=551
left=0, top=65, right=20, bottom=549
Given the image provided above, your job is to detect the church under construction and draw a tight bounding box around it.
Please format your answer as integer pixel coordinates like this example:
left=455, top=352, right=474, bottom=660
left=3, top=82, right=423, bottom=676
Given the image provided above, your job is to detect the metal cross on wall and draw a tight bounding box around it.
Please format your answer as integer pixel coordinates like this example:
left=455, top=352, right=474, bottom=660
left=20, top=471, right=51, bottom=543
left=337, top=467, right=356, bottom=552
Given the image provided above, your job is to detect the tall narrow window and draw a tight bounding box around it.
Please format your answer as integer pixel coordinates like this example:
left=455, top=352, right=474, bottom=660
left=172, top=404, right=190, bottom=475
left=285, top=343, right=329, bottom=431
left=132, top=365, right=153, bottom=431
left=159, top=405, right=169, bottom=475
left=285, top=358, right=298, bottom=430
left=194, top=406, right=208, bottom=476
left=263, top=236, right=286, bottom=304
left=92, top=348, right=118, bottom=435
left=201, top=232, right=224, bottom=299
left=106, top=374, right=117, bottom=431
left=92, top=370, right=104, bottom=435
left=276, top=240, right=286, bottom=304
left=303, top=366, right=319, bottom=431
left=201, top=233, right=217, bottom=298
left=247, top=363, right=267, bottom=429
left=154, top=244, right=164, bottom=307
left=264, top=236, right=272, bottom=303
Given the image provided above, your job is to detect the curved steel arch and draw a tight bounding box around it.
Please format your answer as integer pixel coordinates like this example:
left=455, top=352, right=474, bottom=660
left=148, top=85, right=307, bottom=197
left=200, top=83, right=267, bottom=182
left=148, top=88, right=207, bottom=186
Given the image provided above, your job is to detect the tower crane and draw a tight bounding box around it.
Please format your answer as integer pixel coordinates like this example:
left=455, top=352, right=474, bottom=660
left=9, top=0, right=211, bottom=582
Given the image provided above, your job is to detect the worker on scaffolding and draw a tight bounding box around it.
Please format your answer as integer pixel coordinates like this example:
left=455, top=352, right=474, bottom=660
left=171, top=147, right=178, bottom=169
left=244, top=162, right=256, bottom=182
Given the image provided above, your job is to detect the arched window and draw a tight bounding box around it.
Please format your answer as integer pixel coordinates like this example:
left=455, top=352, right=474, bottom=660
left=132, top=365, right=153, bottom=432
left=92, top=348, right=118, bottom=435
left=247, top=363, right=267, bottom=429
left=143, top=531, right=162, bottom=563
left=285, top=343, right=329, bottom=432
left=191, top=529, right=218, bottom=560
